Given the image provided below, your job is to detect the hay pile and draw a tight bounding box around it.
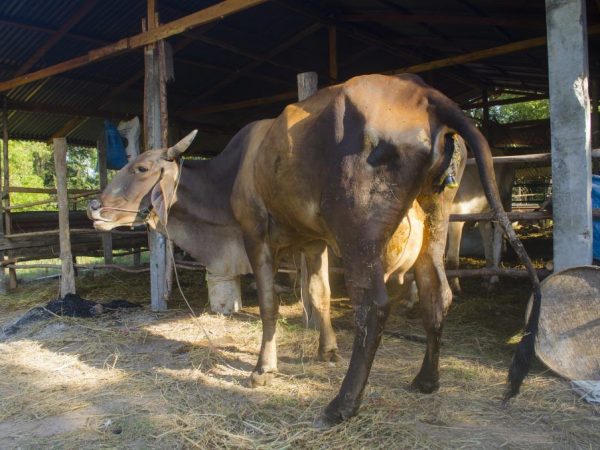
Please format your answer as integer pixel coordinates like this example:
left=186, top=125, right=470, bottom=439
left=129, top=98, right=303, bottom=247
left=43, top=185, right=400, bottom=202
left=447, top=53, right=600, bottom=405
left=0, top=269, right=598, bottom=449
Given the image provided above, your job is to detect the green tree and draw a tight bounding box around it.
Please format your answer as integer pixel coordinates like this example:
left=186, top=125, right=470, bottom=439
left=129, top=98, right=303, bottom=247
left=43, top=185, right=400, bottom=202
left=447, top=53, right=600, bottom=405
left=6, top=140, right=98, bottom=211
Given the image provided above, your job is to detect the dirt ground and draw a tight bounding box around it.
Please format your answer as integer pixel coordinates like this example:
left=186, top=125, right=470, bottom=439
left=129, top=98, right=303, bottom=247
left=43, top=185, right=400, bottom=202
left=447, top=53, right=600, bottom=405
left=0, top=268, right=598, bottom=449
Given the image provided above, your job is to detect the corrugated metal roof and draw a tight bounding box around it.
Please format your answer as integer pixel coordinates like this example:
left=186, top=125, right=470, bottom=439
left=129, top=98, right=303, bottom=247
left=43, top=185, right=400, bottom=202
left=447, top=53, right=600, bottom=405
left=0, top=0, right=597, bottom=150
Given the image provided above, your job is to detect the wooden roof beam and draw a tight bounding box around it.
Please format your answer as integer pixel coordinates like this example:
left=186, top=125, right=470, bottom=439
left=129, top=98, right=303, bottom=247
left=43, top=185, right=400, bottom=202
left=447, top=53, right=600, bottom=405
left=0, top=0, right=268, bottom=93
left=14, top=0, right=100, bottom=76
left=339, top=12, right=546, bottom=29
left=388, top=24, right=600, bottom=75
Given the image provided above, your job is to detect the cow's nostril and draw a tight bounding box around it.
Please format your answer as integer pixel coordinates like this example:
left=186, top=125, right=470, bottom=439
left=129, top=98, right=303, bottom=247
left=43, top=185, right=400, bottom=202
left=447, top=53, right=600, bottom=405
left=88, top=199, right=102, bottom=211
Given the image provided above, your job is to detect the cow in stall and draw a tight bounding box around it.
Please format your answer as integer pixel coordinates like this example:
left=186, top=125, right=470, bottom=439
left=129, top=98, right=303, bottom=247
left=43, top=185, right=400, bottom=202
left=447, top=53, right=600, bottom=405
left=88, top=74, right=541, bottom=426
left=230, top=74, right=540, bottom=425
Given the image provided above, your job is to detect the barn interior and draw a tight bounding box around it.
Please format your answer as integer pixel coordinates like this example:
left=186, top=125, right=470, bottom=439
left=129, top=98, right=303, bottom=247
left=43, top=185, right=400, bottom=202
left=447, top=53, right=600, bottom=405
left=1, top=1, right=600, bottom=447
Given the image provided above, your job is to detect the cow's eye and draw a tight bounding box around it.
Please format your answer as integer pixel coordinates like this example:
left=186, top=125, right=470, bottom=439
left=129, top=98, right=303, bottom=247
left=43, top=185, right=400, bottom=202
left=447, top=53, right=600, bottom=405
left=135, top=166, right=148, bottom=173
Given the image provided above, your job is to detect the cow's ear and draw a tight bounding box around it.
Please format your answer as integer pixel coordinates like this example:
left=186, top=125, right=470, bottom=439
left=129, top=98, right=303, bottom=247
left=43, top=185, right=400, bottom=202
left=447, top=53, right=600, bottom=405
left=166, top=129, right=197, bottom=159
left=367, top=142, right=396, bottom=166
left=150, top=166, right=177, bottom=225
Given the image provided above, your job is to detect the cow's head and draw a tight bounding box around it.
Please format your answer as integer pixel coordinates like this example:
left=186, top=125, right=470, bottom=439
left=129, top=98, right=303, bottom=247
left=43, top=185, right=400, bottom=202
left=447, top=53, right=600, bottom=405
left=87, top=130, right=197, bottom=231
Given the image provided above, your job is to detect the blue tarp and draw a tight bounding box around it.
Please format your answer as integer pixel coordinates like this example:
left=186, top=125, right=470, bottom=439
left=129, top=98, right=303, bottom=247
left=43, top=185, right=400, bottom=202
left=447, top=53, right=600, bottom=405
left=593, top=175, right=600, bottom=260
left=104, top=120, right=128, bottom=170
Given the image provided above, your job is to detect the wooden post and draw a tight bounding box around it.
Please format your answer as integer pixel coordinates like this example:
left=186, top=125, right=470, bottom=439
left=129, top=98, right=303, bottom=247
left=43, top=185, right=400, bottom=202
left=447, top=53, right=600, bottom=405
left=53, top=138, right=76, bottom=297
left=2, top=96, right=16, bottom=289
left=328, top=25, right=338, bottom=83
left=144, top=3, right=170, bottom=311
left=0, top=96, right=6, bottom=292
left=546, top=0, right=592, bottom=270
left=97, top=136, right=113, bottom=264
left=482, top=89, right=490, bottom=140
left=297, top=72, right=319, bottom=328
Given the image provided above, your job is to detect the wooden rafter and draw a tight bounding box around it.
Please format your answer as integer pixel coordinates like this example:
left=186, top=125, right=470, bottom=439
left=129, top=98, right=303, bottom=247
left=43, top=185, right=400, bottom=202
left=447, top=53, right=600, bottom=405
left=184, top=23, right=323, bottom=104
left=14, top=0, right=99, bottom=76
left=339, top=12, right=546, bottom=29
left=0, top=0, right=269, bottom=93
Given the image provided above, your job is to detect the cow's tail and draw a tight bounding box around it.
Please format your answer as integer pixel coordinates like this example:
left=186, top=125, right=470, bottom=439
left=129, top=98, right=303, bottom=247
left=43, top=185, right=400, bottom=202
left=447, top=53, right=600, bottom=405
left=428, top=89, right=542, bottom=401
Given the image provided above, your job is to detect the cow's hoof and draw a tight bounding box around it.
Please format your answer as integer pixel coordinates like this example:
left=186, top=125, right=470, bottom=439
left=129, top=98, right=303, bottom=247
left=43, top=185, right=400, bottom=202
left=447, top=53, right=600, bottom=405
left=411, top=377, right=440, bottom=394
left=318, top=348, right=339, bottom=363
left=249, top=370, right=275, bottom=387
left=314, top=395, right=359, bottom=428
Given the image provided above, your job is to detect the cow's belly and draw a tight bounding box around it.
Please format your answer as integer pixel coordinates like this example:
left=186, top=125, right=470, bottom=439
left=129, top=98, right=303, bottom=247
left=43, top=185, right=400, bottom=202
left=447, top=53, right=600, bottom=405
left=383, top=201, right=425, bottom=283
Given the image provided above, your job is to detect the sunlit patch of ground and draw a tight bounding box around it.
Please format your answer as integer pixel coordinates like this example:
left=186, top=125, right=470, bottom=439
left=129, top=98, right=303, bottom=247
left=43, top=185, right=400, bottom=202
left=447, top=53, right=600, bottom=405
left=0, top=268, right=598, bottom=449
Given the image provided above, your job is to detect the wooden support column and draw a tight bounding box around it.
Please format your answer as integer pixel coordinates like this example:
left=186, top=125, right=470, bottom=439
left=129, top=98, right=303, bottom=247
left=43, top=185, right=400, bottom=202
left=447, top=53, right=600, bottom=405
left=97, top=136, right=113, bottom=264
left=546, top=0, right=592, bottom=270
left=0, top=97, right=6, bottom=292
left=297, top=72, right=319, bottom=329
left=482, top=89, right=490, bottom=140
left=53, top=138, right=76, bottom=297
left=2, top=96, right=16, bottom=289
left=328, top=25, right=338, bottom=83
left=144, top=2, right=171, bottom=311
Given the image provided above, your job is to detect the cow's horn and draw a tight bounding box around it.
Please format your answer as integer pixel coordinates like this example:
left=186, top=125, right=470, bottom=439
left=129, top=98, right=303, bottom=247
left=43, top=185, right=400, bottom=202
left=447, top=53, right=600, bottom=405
left=166, top=130, right=198, bottom=159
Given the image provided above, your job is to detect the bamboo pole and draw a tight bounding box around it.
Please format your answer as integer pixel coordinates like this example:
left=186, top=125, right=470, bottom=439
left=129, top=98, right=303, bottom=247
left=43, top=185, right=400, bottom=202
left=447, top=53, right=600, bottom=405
left=53, top=138, right=76, bottom=296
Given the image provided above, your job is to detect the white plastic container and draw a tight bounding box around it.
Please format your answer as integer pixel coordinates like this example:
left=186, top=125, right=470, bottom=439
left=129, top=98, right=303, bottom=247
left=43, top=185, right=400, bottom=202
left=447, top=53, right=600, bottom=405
left=206, top=272, right=242, bottom=315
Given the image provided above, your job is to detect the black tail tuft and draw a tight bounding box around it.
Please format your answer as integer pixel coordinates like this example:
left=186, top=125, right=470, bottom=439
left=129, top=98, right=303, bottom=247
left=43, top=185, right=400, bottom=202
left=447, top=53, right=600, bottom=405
left=504, top=289, right=542, bottom=403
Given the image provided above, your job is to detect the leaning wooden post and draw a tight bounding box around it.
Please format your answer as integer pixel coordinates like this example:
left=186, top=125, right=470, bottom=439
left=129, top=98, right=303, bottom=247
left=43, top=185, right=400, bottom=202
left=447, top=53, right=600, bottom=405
left=53, top=138, right=76, bottom=297
left=97, top=136, right=113, bottom=264
left=546, top=0, right=592, bottom=270
left=297, top=72, right=319, bottom=329
left=144, top=2, right=170, bottom=311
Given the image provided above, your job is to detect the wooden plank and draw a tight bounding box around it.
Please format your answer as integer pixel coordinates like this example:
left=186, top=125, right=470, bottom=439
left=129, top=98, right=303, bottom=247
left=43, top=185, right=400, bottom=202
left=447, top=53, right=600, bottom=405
left=8, top=186, right=97, bottom=194
left=389, top=24, right=600, bottom=75
left=14, top=0, right=99, bottom=76
left=0, top=0, right=269, bottom=93
left=53, top=138, right=76, bottom=296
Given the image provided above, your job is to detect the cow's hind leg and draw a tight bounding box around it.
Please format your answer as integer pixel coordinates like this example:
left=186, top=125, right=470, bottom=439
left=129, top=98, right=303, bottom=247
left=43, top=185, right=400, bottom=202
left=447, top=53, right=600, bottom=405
left=412, top=250, right=452, bottom=393
left=302, top=241, right=338, bottom=362
left=446, top=220, right=465, bottom=295
left=317, top=259, right=390, bottom=426
left=412, top=185, right=458, bottom=393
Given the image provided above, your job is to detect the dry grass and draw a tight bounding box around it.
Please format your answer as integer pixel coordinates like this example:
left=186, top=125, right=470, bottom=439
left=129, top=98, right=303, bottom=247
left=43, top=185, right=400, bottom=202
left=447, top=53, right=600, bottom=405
left=0, top=268, right=599, bottom=449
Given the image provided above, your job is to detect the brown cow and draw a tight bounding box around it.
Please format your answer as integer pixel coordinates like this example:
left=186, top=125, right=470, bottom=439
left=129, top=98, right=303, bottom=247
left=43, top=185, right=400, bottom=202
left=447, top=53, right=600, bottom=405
left=230, top=74, right=541, bottom=426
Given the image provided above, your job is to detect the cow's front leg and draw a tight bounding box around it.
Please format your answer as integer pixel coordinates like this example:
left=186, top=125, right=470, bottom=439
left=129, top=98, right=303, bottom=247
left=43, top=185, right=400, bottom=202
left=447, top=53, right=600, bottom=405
left=244, top=236, right=278, bottom=387
left=317, top=260, right=390, bottom=426
left=302, top=241, right=338, bottom=362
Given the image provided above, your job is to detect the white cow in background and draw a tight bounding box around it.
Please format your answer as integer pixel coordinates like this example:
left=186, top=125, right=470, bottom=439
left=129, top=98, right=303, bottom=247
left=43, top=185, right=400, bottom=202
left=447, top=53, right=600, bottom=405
left=446, top=159, right=515, bottom=294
